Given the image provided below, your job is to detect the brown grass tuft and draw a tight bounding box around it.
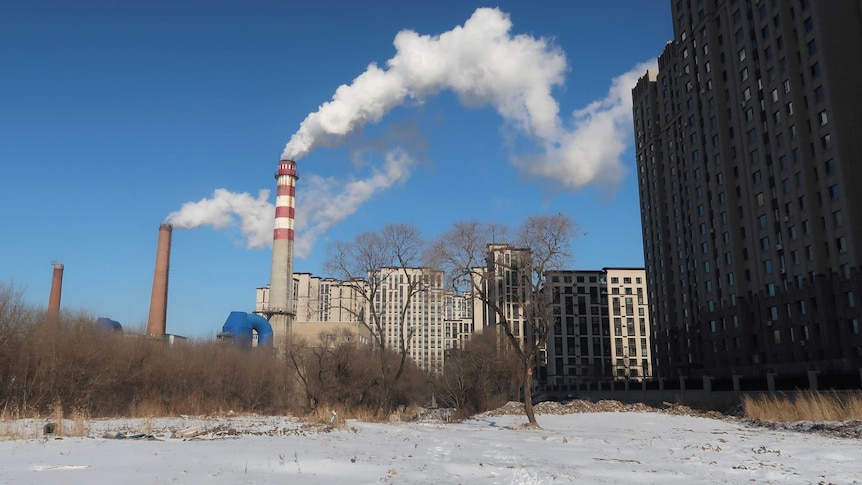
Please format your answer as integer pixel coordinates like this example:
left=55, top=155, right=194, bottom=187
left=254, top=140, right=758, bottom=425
left=70, top=408, right=89, bottom=437
left=742, top=391, right=862, bottom=422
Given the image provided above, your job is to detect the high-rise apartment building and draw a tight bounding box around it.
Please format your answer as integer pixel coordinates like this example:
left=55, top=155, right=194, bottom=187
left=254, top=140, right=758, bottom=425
left=545, top=268, right=652, bottom=391
left=257, top=269, right=472, bottom=374
left=633, top=0, right=862, bottom=378
left=371, top=267, right=449, bottom=374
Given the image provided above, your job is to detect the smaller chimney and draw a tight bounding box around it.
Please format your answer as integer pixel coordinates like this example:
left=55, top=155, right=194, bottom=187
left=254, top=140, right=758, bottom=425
left=147, top=224, right=172, bottom=338
left=47, top=262, right=64, bottom=325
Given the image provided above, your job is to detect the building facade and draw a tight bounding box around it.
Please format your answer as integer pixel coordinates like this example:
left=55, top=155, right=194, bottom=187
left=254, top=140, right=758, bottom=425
left=633, top=0, right=862, bottom=378
left=545, top=268, right=652, bottom=390
left=256, top=269, right=472, bottom=374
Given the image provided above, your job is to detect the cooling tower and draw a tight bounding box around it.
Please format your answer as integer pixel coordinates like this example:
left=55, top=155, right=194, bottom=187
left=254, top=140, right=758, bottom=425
left=47, top=263, right=64, bottom=325
left=266, top=158, right=298, bottom=345
left=146, top=223, right=172, bottom=338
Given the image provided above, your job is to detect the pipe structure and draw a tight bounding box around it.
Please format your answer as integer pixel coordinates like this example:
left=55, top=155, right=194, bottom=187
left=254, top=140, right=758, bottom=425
left=47, top=263, right=64, bottom=325
left=266, top=158, right=298, bottom=346
left=146, top=223, right=172, bottom=338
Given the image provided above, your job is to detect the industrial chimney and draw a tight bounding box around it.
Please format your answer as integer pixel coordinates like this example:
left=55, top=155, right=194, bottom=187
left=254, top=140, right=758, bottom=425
left=266, top=158, right=298, bottom=345
left=147, top=223, right=172, bottom=338
left=47, top=262, right=64, bottom=325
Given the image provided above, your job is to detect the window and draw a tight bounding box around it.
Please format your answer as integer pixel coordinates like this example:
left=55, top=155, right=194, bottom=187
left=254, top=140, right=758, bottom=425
left=738, top=48, right=746, bottom=62
left=829, top=184, right=839, bottom=201
left=818, top=111, right=828, bottom=126
left=838, top=237, right=848, bottom=254
left=814, top=86, right=825, bottom=101
left=833, top=210, right=844, bottom=227
left=811, top=62, right=821, bottom=78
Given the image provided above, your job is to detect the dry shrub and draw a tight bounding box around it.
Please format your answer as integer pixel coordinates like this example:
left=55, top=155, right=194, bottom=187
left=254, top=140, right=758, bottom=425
left=0, top=280, right=435, bottom=420
left=306, top=404, right=386, bottom=425
left=50, top=399, right=64, bottom=437
left=742, top=391, right=862, bottom=422
left=70, top=408, right=89, bottom=437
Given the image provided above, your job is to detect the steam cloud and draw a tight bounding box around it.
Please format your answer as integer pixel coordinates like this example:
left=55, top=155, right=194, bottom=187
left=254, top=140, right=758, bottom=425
left=165, top=189, right=274, bottom=249
left=164, top=149, right=415, bottom=257
left=283, top=7, right=566, bottom=162
left=168, top=7, right=656, bottom=253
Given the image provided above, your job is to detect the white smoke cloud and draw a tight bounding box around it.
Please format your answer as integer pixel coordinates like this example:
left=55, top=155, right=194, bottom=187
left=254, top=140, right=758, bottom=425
left=282, top=6, right=655, bottom=194
left=516, top=60, right=658, bottom=191
left=164, top=189, right=274, bottom=249
left=168, top=7, right=657, bottom=254
left=164, top=149, right=416, bottom=255
left=282, top=7, right=566, bottom=161
left=293, top=148, right=416, bottom=257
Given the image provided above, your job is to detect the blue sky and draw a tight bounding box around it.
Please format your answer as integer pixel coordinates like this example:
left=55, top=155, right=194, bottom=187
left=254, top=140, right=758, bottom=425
left=0, top=0, right=671, bottom=339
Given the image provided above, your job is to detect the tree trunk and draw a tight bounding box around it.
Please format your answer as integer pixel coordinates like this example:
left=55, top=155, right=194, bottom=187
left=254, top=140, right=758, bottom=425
left=523, top=364, right=539, bottom=427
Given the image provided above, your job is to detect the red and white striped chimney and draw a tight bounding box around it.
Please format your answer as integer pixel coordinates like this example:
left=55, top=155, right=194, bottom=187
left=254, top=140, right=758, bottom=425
left=268, top=158, right=298, bottom=343
left=47, top=262, right=64, bottom=325
left=147, top=223, right=172, bottom=338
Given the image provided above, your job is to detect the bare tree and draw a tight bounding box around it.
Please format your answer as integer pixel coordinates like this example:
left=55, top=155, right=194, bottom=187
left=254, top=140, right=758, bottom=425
left=437, top=330, right=519, bottom=414
left=428, top=214, right=576, bottom=427
left=324, top=223, right=431, bottom=416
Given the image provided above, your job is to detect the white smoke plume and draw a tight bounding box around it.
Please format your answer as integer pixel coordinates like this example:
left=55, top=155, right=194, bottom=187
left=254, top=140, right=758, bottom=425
left=515, top=60, right=658, bottom=191
left=294, top=148, right=416, bottom=257
left=165, top=189, right=274, bottom=249
left=282, top=6, right=654, bottom=193
left=164, top=149, right=415, bottom=255
left=168, top=7, right=656, bottom=253
left=283, top=7, right=566, bottom=162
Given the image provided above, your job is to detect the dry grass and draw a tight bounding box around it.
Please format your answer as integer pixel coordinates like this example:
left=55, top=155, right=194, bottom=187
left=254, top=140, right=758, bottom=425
left=305, top=405, right=392, bottom=426
left=50, top=400, right=65, bottom=437
left=0, top=281, right=433, bottom=421
left=70, top=408, right=89, bottom=437
left=742, top=391, right=862, bottom=422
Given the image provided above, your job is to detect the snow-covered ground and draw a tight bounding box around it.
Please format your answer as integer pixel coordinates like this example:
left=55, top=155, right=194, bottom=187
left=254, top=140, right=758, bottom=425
left=1, top=406, right=861, bottom=484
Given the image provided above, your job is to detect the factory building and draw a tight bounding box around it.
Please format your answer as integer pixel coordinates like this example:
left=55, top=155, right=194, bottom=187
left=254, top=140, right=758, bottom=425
left=633, top=0, right=862, bottom=378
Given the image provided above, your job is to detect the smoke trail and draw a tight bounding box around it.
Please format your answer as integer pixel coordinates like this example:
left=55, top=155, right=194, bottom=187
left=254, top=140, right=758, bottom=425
left=515, top=60, right=658, bottom=192
left=294, top=148, right=416, bottom=257
left=168, top=7, right=656, bottom=252
left=164, top=149, right=415, bottom=254
left=164, top=189, right=274, bottom=249
left=283, top=7, right=566, bottom=162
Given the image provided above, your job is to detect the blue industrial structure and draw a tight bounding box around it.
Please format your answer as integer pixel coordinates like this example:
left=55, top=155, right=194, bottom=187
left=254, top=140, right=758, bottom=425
left=220, top=311, right=273, bottom=348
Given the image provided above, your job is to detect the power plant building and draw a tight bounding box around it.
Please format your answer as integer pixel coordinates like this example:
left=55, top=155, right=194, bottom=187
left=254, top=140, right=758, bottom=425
left=633, top=0, right=862, bottom=378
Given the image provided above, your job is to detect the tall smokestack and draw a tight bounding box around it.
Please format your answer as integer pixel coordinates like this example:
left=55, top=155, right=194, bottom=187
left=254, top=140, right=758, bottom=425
left=147, top=224, right=172, bottom=338
left=267, top=158, right=298, bottom=345
left=47, top=263, right=64, bottom=325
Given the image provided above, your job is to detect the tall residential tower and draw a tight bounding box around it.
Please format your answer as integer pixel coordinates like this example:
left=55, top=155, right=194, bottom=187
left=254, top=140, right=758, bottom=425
left=634, top=0, right=862, bottom=378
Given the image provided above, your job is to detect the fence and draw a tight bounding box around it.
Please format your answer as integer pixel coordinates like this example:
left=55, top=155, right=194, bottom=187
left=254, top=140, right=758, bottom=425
left=545, top=369, right=862, bottom=409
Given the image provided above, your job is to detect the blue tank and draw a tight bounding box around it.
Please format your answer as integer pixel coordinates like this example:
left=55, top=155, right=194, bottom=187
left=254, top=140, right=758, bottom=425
left=221, top=311, right=273, bottom=348
left=94, top=317, right=123, bottom=332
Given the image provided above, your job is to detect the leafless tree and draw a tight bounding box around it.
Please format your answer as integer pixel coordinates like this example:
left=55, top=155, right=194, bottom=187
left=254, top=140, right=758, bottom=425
left=324, top=223, right=431, bottom=416
left=437, top=330, right=519, bottom=414
left=427, top=214, right=576, bottom=427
